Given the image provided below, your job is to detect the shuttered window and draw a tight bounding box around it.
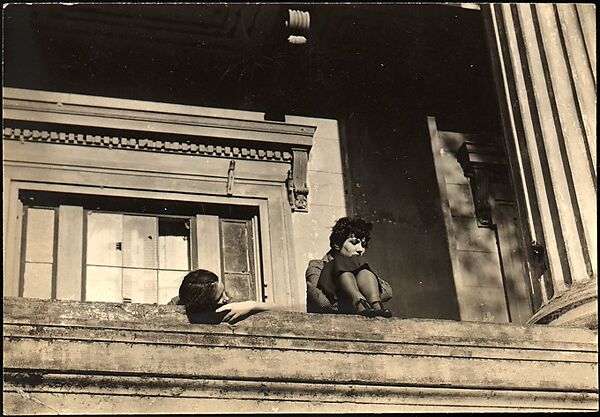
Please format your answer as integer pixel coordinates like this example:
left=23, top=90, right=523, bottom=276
left=85, top=213, right=190, bottom=304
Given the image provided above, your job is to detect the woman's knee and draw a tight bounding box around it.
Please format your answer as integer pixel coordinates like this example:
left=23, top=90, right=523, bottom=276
left=356, top=268, right=377, bottom=280
left=338, top=271, right=357, bottom=281
left=356, top=269, right=380, bottom=298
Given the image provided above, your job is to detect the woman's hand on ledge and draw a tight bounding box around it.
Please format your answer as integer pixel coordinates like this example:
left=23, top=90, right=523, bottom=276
left=216, top=301, right=278, bottom=324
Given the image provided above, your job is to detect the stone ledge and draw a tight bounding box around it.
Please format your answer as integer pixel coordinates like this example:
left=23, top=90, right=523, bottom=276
left=3, top=297, right=596, bottom=347
left=4, top=373, right=598, bottom=414
left=3, top=297, right=598, bottom=413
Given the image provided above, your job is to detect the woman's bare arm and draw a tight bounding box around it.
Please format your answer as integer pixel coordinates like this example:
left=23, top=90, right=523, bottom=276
left=215, top=301, right=283, bottom=324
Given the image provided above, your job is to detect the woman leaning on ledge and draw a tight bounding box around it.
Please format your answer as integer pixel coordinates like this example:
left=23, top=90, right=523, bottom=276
left=168, top=269, right=283, bottom=324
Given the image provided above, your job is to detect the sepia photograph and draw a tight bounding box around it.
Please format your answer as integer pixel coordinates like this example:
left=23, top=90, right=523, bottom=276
left=2, top=2, right=597, bottom=413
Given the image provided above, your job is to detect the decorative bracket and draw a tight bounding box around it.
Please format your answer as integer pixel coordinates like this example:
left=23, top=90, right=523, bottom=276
left=226, top=160, right=236, bottom=195
left=469, top=167, right=493, bottom=228
left=457, top=141, right=507, bottom=228
left=286, top=147, right=309, bottom=212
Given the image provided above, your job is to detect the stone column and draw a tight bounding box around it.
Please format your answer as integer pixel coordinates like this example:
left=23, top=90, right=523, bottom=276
left=483, top=4, right=596, bottom=328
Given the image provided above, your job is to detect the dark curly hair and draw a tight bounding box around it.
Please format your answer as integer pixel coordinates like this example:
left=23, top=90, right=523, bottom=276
left=329, top=216, right=373, bottom=250
left=178, top=269, right=222, bottom=313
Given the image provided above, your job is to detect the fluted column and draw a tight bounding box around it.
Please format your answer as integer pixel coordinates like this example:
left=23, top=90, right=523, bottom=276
left=483, top=4, right=596, bottom=328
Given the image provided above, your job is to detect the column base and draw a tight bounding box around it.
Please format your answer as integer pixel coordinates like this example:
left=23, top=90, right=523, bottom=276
left=527, top=278, right=597, bottom=329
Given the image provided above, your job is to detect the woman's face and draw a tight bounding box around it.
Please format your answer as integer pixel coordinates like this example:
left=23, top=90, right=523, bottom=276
left=338, top=234, right=367, bottom=257
left=213, top=281, right=231, bottom=307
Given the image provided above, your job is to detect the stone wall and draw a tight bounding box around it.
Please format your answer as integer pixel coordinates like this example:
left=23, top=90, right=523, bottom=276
left=3, top=297, right=598, bottom=413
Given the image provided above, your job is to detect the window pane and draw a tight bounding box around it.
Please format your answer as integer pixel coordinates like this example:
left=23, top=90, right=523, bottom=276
left=158, top=219, right=190, bottom=270
left=22, top=263, right=53, bottom=299
left=221, top=221, right=249, bottom=273
left=123, top=215, right=158, bottom=269
left=195, top=214, right=221, bottom=276
left=25, top=208, right=55, bottom=263
left=223, top=273, right=254, bottom=302
left=158, top=235, right=189, bottom=270
left=86, top=266, right=122, bottom=302
left=122, top=268, right=158, bottom=304
left=87, top=212, right=123, bottom=267
left=158, top=270, right=186, bottom=304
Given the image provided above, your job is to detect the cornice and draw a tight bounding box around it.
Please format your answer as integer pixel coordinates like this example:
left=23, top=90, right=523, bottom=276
left=3, top=88, right=315, bottom=149
left=3, top=127, right=293, bottom=163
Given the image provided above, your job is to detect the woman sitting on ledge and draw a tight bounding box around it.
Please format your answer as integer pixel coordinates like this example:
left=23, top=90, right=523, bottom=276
left=168, top=269, right=281, bottom=324
left=306, top=216, right=393, bottom=317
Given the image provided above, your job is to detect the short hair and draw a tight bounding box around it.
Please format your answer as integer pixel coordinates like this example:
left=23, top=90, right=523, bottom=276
left=329, top=217, right=373, bottom=250
left=178, top=269, right=221, bottom=313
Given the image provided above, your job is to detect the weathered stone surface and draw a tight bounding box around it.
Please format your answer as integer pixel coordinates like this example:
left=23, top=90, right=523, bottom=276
left=3, top=297, right=598, bottom=413
left=529, top=278, right=598, bottom=329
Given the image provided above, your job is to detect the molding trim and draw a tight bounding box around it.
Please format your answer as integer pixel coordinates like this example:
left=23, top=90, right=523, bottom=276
left=3, top=127, right=293, bottom=163
left=4, top=125, right=313, bottom=212
left=3, top=371, right=597, bottom=413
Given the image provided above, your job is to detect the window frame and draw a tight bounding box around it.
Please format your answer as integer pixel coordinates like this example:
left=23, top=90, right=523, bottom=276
left=219, top=217, right=263, bottom=303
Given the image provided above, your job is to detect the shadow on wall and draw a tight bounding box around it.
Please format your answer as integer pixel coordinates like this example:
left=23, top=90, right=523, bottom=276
left=340, top=114, right=514, bottom=323
left=427, top=119, right=526, bottom=324
left=340, top=112, right=461, bottom=320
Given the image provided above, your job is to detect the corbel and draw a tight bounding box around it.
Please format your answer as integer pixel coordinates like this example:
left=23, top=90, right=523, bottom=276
left=286, top=147, right=309, bottom=212
left=457, top=141, right=507, bottom=228
left=265, top=8, right=311, bottom=121
left=469, top=166, right=493, bottom=228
